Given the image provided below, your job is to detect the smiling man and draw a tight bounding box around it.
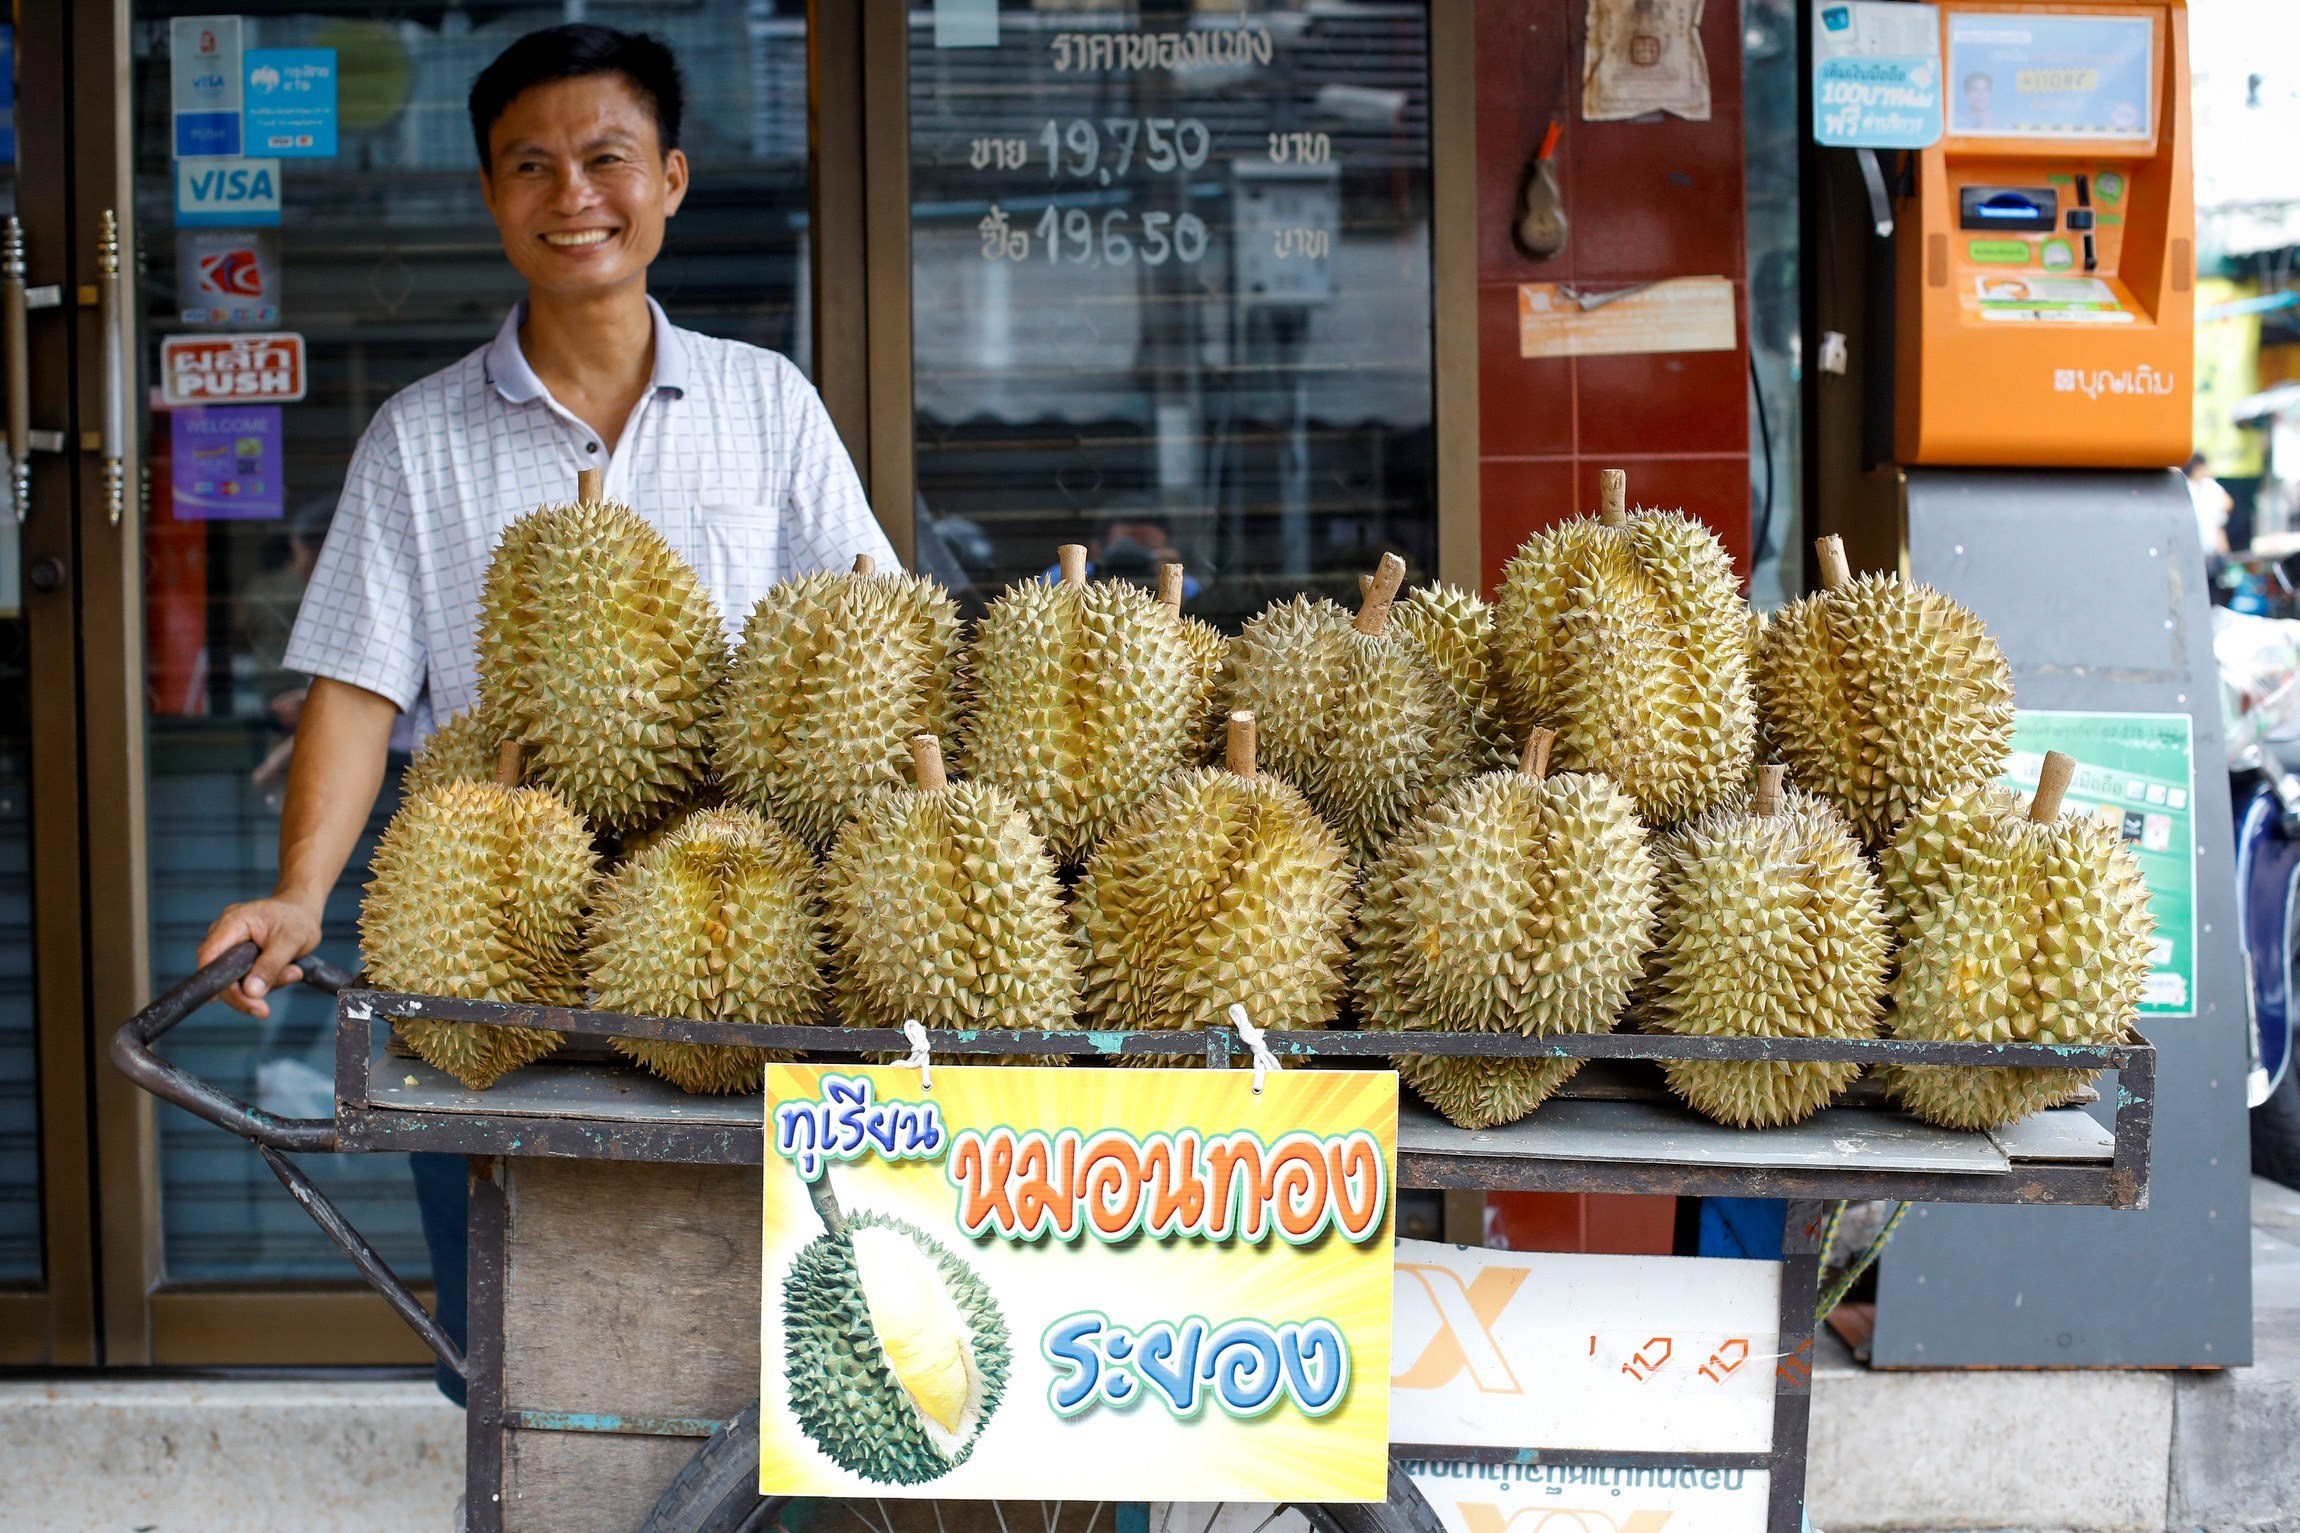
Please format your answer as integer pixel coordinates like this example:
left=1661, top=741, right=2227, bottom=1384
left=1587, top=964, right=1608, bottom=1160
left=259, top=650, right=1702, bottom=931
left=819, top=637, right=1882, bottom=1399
left=192, top=24, right=893, bottom=1409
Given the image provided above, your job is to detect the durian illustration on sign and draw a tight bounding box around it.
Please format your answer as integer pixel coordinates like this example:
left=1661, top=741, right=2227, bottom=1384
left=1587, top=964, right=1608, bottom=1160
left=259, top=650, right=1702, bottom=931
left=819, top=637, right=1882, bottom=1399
left=784, top=1172, right=1010, bottom=1484
left=1755, top=535, right=2016, bottom=847
left=1492, top=469, right=1755, bottom=824
left=1356, top=727, right=1657, bottom=1129
left=961, top=544, right=1212, bottom=864
left=716, top=552, right=963, bottom=853
left=1221, top=553, right=1484, bottom=860
left=476, top=469, right=727, bottom=832
left=1073, top=711, right=1355, bottom=1061
left=1881, top=751, right=2155, bottom=1130
left=1643, top=765, right=1890, bottom=1128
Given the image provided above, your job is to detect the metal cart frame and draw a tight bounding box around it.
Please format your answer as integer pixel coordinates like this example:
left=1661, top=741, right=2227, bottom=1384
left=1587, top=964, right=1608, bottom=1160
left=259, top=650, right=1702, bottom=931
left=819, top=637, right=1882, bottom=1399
left=113, top=944, right=2156, bottom=1533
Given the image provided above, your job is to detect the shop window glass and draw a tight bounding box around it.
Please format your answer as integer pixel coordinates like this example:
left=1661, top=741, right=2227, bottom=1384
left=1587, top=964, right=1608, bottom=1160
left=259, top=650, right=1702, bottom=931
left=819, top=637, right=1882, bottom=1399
left=1743, top=0, right=1804, bottom=608
left=906, top=0, right=1437, bottom=622
left=130, top=1, right=811, bottom=1283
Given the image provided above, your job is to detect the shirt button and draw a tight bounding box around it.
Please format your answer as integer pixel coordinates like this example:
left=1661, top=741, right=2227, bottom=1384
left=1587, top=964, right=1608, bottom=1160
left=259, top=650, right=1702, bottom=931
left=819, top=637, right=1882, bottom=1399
left=585, top=442, right=598, bottom=453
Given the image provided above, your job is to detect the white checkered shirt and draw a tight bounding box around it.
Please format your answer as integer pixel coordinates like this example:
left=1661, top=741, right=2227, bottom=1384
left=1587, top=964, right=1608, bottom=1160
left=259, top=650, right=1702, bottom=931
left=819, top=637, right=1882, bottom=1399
left=282, top=299, right=895, bottom=743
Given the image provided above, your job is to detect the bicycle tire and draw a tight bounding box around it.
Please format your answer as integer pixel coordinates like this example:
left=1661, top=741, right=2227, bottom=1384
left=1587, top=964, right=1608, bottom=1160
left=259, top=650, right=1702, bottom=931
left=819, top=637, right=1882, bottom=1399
left=641, top=1400, right=1445, bottom=1533
left=2256, top=1057, right=2300, bottom=1191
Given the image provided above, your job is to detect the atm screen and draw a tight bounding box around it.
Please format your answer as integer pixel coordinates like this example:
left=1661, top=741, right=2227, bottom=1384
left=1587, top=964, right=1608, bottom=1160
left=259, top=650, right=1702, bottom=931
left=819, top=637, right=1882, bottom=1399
left=1946, top=12, right=2154, bottom=141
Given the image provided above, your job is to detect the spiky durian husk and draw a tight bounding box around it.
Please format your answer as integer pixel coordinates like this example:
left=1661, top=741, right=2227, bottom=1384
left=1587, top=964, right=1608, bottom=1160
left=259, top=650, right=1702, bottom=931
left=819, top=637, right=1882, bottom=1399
left=1222, top=596, right=1482, bottom=860
left=1643, top=788, right=1888, bottom=1127
left=476, top=498, right=726, bottom=832
left=960, top=579, right=1209, bottom=863
left=1390, top=583, right=1513, bottom=769
left=715, top=568, right=961, bottom=852
left=1356, top=769, right=1656, bottom=1127
left=1881, top=787, right=2155, bottom=1129
left=1492, top=511, right=1754, bottom=823
left=1178, top=616, right=1232, bottom=761
left=360, top=780, right=595, bottom=1089
left=588, top=807, right=826, bottom=1094
left=403, top=706, right=506, bottom=797
left=1074, top=767, right=1354, bottom=1064
left=822, top=779, right=1080, bottom=1034
left=1755, top=575, right=2014, bottom=847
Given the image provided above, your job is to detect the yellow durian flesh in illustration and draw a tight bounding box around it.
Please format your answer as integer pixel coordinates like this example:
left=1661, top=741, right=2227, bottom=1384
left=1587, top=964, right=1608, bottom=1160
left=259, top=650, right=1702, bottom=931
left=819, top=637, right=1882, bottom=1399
left=821, top=734, right=1080, bottom=1035
left=849, top=1222, right=992, bottom=1457
left=1222, top=553, right=1484, bottom=861
left=1356, top=728, right=1657, bottom=1129
left=1492, top=469, right=1754, bottom=824
left=1755, top=535, right=2015, bottom=847
left=1644, top=766, right=1890, bottom=1128
left=1074, top=712, right=1355, bottom=1063
left=588, top=806, right=826, bottom=1094
left=1881, top=752, right=2155, bottom=1130
left=960, top=545, right=1210, bottom=864
left=714, top=553, right=962, bottom=853
left=359, top=778, right=595, bottom=1089
left=475, top=472, right=727, bottom=833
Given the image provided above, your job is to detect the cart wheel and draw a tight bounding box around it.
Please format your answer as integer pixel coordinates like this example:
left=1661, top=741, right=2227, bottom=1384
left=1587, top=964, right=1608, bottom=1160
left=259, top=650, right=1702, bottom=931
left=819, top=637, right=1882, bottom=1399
left=642, top=1403, right=1443, bottom=1533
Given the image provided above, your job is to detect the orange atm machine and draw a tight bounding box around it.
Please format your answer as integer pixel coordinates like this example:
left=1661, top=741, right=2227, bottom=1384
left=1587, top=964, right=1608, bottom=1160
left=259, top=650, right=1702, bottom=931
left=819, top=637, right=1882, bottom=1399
left=1895, top=0, right=2192, bottom=467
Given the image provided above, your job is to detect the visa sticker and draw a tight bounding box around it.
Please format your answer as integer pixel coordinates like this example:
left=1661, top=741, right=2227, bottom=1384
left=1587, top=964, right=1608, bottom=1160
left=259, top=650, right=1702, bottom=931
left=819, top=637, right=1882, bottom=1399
left=176, top=157, right=281, bottom=228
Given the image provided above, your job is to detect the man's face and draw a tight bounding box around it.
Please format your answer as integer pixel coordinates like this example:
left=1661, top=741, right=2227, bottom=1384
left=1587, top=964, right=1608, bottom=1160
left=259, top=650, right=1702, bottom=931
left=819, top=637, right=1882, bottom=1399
left=480, top=73, right=688, bottom=301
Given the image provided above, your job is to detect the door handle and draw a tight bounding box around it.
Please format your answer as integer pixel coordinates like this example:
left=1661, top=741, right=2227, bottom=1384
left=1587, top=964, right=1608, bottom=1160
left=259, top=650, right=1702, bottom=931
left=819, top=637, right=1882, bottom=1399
left=3, top=217, right=26, bottom=523
left=97, top=210, right=126, bottom=527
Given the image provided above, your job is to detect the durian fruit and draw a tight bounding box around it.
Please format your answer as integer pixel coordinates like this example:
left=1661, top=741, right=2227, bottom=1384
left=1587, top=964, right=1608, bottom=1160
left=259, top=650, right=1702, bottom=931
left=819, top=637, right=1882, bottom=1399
left=1492, top=469, right=1754, bottom=823
left=1221, top=553, right=1483, bottom=860
left=1755, top=535, right=2015, bottom=847
left=403, top=706, right=510, bottom=797
left=715, top=553, right=962, bottom=852
left=1881, top=752, right=2154, bottom=1130
left=1356, top=728, right=1657, bottom=1129
left=1388, top=579, right=1513, bottom=769
left=476, top=470, right=726, bottom=832
left=959, top=545, right=1210, bottom=863
left=587, top=806, right=826, bottom=1094
left=1073, top=712, right=1354, bottom=1064
left=360, top=777, right=595, bottom=1089
left=785, top=1178, right=1009, bottom=1484
left=1644, top=765, right=1890, bottom=1127
left=1158, top=562, right=1232, bottom=759
left=821, top=734, right=1080, bottom=1034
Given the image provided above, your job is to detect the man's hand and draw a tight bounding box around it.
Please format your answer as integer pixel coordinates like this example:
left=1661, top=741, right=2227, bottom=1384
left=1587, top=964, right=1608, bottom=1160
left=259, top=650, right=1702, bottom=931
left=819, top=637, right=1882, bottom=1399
left=198, top=896, right=325, bottom=1019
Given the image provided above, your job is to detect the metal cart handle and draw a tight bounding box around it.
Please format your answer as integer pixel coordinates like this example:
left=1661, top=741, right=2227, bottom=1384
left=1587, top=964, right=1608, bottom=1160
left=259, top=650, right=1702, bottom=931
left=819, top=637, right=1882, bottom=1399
left=108, top=940, right=466, bottom=1377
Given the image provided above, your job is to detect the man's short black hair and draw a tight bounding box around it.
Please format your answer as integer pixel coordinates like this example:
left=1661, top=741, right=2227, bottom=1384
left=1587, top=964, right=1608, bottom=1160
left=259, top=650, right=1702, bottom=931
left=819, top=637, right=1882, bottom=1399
left=469, top=24, right=684, bottom=168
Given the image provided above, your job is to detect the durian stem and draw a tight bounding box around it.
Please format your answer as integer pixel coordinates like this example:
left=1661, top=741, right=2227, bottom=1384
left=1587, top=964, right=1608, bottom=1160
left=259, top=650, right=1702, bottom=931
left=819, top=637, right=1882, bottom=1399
left=1057, top=544, right=1088, bottom=587
left=852, top=552, right=875, bottom=577
left=494, top=741, right=523, bottom=788
left=1753, top=763, right=1788, bottom=816
left=909, top=733, right=948, bottom=791
left=806, top=1169, right=847, bottom=1239
left=1157, top=561, right=1185, bottom=613
left=1599, top=468, right=1628, bottom=526
left=1226, top=711, right=1258, bottom=779
left=576, top=467, right=603, bottom=504
left=1358, top=573, right=1373, bottom=599
left=1816, top=534, right=1852, bottom=591
left=1354, top=552, right=1407, bottom=635
left=1519, top=727, right=1555, bottom=780
left=2030, top=751, right=2075, bottom=821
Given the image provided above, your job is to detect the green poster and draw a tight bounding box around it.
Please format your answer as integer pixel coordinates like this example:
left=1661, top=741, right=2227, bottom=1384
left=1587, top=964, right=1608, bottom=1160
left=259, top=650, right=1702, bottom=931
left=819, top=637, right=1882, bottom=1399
left=1999, top=710, right=2195, bottom=1017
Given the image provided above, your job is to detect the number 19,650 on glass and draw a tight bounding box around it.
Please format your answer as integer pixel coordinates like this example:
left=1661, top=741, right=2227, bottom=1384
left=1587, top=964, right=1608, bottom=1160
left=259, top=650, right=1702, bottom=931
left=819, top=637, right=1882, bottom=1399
left=1036, top=117, right=1211, bottom=183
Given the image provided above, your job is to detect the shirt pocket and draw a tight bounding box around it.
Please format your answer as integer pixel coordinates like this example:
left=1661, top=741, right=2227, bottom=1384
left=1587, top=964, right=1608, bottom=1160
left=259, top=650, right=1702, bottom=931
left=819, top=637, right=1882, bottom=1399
left=674, top=500, right=782, bottom=635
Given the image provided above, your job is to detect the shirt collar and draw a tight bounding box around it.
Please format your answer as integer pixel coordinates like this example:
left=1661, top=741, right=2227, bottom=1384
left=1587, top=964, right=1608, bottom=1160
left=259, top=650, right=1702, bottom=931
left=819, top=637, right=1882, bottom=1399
left=484, top=296, right=689, bottom=405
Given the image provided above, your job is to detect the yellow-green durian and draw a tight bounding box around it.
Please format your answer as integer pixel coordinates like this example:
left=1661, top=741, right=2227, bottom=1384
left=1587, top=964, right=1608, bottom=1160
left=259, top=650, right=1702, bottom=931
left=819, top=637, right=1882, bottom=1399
left=1755, top=535, right=2015, bottom=847
left=715, top=553, right=962, bottom=852
left=476, top=479, right=726, bottom=832
left=1492, top=469, right=1754, bottom=823
left=360, top=780, right=595, bottom=1089
left=588, top=807, right=826, bottom=1094
left=404, top=706, right=509, bottom=797
left=1157, top=562, right=1232, bottom=761
left=1074, top=712, right=1354, bottom=1063
left=1881, top=753, right=2154, bottom=1130
left=1643, top=767, right=1889, bottom=1127
left=960, top=546, right=1210, bottom=863
left=1388, top=580, right=1513, bottom=769
left=822, top=735, right=1080, bottom=1035
left=1221, top=554, right=1483, bottom=860
left=1357, top=729, right=1656, bottom=1129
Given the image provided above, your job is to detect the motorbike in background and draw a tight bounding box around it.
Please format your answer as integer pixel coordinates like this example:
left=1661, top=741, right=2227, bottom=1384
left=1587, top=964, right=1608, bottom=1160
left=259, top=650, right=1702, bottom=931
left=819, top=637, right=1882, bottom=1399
left=2234, top=744, right=2300, bottom=1186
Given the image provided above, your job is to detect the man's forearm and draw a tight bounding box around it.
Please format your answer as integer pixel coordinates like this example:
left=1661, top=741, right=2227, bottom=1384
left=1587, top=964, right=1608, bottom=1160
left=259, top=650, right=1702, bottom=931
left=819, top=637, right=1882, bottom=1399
left=274, top=677, right=400, bottom=909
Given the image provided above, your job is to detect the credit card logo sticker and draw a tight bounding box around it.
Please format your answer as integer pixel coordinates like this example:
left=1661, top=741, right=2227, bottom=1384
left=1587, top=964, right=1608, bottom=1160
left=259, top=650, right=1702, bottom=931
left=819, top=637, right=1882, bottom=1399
left=176, top=157, right=281, bottom=227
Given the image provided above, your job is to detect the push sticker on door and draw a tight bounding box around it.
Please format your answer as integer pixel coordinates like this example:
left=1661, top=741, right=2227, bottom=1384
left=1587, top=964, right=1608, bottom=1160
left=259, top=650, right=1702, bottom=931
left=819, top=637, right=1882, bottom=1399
left=162, top=333, right=305, bottom=406
left=176, top=157, right=281, bottom=228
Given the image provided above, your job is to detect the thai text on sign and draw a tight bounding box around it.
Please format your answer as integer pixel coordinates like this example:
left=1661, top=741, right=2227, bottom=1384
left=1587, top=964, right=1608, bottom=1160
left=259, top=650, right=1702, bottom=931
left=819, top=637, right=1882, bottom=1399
left=161, top=332, right=306, bottom=405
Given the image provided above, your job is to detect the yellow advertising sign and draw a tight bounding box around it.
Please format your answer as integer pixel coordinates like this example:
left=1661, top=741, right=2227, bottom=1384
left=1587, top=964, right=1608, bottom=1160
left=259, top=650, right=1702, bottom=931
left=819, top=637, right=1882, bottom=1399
left=760, top=1064, right=1397, bottom=1502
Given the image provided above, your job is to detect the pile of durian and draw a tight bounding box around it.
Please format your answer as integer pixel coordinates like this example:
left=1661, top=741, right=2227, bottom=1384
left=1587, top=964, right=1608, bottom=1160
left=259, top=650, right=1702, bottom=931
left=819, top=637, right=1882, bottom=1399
left=359, top=469, right=2152, bottom=1135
